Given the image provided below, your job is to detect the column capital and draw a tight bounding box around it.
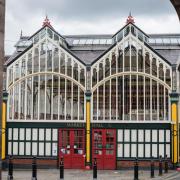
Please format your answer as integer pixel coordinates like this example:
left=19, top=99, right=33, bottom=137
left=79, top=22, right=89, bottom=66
left=3, top=90, right=8, bottom=102
left=169, top=92, right=179, bottom=103
left=85, top=90, right=92, bottom=101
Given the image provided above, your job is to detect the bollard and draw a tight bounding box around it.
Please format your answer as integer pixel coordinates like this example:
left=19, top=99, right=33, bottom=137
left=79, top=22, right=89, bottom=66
left=8, top=156, right=13, bottom=180
left=134, top=158, right=139, bottom=180
left=150, top=157, right=155, bottom=178
left=93, top=158, right=97, bottom=179
left=32, top=157, right=37, bottom=180
left=164, top=155, right=168, bottom=173
left=60, top=157, right=64, bottom=179
left=159, top=155, right=163, bottom=176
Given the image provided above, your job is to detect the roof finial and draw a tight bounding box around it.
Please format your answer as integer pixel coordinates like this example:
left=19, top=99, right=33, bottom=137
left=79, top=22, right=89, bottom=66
left=20, top=30, right=23, bottom=38
left=43, top=15, right=52, bottom=27
left=126, top=12, right=135, bottom=24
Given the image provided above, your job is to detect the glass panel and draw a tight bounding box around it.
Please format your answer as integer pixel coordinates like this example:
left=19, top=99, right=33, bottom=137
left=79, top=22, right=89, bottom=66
left=152, top=80, right=157, bottom=120
left=118, top=50, right=123, bottom=72
left=159, top=84, right=164, bottom=120
left=53, top=76, right=59, bottom=120
left=67, top=57, right=72, bottom=77
left=93, top=89, right=97, bottom=121
left=33, top=76, right=39, bottom=120
left=131, top=48, right=137, bottom=71
left=111, top=54, right=116, bottom=75
left=26, top=77, right=32, bottom=120
left=14, top=85, right=19, bottom=119
left=80, top=89, right=84, bottom=120
left=99, top=63, right=103, bottom=81
left=59, top=78, right=65, bottom=120
left=80, top=68, right=85, bottom=86
left=159, top=63, right=164, bottom=81
left=105, top=58, right=110, bottom=77
left=46, top=75, right=52, bottom=120
left=98, top=85, right=103, bottom=120
left=92, top=68, right=97, bottom=87
left=124, top=75, right=130, bottom=120
left=105, top=81, right=110, bottom=120
left=145, top=53, right=150, bottom=74
left=124, top=48, right=130, bottom=71
left=20, top=80, right=25, bottom=119
left=66, top=80, right=71, bottom=120
left=94, top=131, right=103, bottom=155
left=131, top=75, right=137, bottom=120
left=61, top=130, right=70, bottom=154
left=47, top=42, right=53, bottom=71
left=118, top=76, right=123, bottom=120
left=74, top=130, right=84, bottom=154
left=111, top=78, right=116, bottom=120
left=33, top=47, right=39, bottom=73
left=138, top=76, right=144, bottom=120
left=60, top=53, right=65, bottom=74
left=73, top=83, right=78, bottom=120
left=145, top=77, right=150, bottom=120
left=152, top=58, right=157, bottom=77
left=73, top=63, right=78, bottom=81
left=21, top=57, right=26, bottom=77
left=27, top=52, right=32, bottom=74
left=39, top=75, right=45, bottom=120
left=138, top=50, right=143, bottom=72
left=40, top=41, right=46, bottom=72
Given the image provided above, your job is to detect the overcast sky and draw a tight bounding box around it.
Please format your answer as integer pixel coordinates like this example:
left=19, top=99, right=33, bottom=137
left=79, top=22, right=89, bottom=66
left=5, top=0, right=180, bottom=55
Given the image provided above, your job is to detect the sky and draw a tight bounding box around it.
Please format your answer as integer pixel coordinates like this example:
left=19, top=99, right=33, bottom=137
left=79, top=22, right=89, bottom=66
left=5, top=0, right=180, bottom=55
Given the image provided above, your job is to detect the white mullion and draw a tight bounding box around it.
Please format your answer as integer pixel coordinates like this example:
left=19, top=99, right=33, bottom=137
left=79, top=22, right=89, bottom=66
left=136, top=75, right=138, bottom=121
left=65, top=79, right=67, bottom=121
left=150, top=78, right=152, bottom=121
left=12, top=86, right=14, bottom=121
left=109, top=79, right=111, bottom=121
left=97, top=86, right=99, bottom=121
left=37, top=75, right=40, bottom=120
left=110, top=54, right=112, bottom=76
left=130, top=41, right=132, bottom=121
left=123, top=30, right=125, bottom=72
left=59, top=50, right=61, bottom=74
left=31, top=76, right=34, bottom=121
left=18, top=60, right=21, bottom=120
left=157, top=63, right=159, bottom=121
left=24, top=78, right=27, bottom=121
left=58, top=76, right=60, bottom=121
left=44, top=75, right=47, bottom=120
left=103, top=83, right=105, bottom=121
left=51, top=75, right=53, bottom=120
left=122, top=75, right=124, bottom=121
left=143, top=76, right=145, bottom=121
left=116, top=77, right=118, bottom=121
left=71, top=81, right=73, bottom=121
left=78, top=86, right=80, bottom=121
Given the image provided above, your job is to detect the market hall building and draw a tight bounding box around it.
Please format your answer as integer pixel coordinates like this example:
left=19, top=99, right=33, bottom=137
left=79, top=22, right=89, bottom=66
left=2, top=15, right=180, bottom=169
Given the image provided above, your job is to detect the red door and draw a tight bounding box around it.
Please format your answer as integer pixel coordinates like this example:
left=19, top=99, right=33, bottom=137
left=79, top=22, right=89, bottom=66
left=59, top=129, right=85, bottom=169
left=92, top=129, right=116, bottom=170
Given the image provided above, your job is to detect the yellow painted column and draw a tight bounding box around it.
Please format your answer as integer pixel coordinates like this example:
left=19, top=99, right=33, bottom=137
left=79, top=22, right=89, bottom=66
left=86, top=101, right=90, bottom=164
left=85, top=90, right=91, bottom=169
left=170, top=92, right=179, bottom=166
left=2, top=102, right=6, bottom=160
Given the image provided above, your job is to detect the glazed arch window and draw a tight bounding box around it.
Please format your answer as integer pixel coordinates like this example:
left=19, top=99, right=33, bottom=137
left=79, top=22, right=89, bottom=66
left=152, top=58, right=157, bottom=77
left=145, top=53, right=150, bottom=74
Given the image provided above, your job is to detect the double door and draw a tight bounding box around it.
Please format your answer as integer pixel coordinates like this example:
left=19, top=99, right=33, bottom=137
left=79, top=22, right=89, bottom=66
left=92, top=129, right=116, bottom=169
left=59, top=129, right=85, bottom=169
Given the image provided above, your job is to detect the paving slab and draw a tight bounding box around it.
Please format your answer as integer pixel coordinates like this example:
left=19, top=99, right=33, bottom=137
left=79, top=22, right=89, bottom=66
left=2, top=169, right=180, bottom=180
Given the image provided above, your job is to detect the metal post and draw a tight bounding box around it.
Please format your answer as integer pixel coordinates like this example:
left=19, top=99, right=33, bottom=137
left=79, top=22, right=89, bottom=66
left=60, top=157, right=64, bottom=179
left=150, top=157, right=155, bottom=178
left=32, top=157, right=37, bottom=180
left=164, top=155, right=168, bottom=173
left=159, top=155, right=163, bottom=176
left=7, top=156, right=13, bottom=180
left=134, top=158, right=139, bottom=180
left=93, top=158, right=97, bottom=179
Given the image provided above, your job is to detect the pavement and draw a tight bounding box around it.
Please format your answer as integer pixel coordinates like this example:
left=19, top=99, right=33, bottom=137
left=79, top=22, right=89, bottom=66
left=2, top=169, right=180, bottom=180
